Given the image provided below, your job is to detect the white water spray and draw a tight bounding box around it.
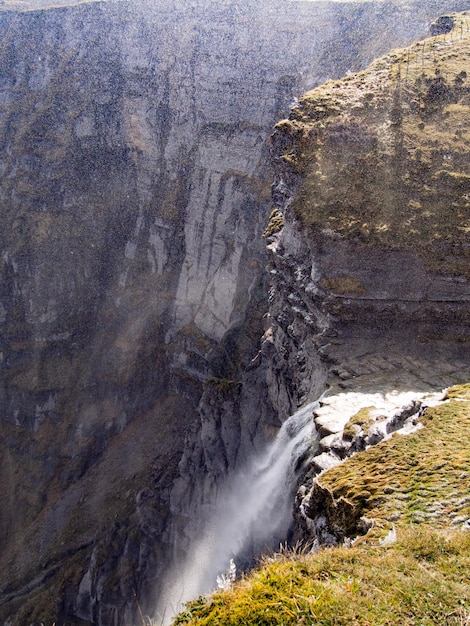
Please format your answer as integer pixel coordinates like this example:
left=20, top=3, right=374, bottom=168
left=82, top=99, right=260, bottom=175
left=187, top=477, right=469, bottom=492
left=156, top=400, right=319, bottom=624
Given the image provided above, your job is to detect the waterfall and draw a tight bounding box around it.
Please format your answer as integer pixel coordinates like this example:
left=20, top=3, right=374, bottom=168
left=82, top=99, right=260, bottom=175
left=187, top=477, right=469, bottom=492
left=156, top=400, right=319, bottom=624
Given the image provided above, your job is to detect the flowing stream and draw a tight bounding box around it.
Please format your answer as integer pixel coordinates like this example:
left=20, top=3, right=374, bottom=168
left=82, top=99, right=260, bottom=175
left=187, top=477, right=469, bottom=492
left=156, top=399, right=319, bottom=624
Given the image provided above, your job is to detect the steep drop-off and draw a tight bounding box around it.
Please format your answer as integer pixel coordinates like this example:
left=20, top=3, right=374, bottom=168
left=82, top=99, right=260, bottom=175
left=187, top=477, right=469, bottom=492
left=267, top=9, right=470, bottom=541
left=169, top=16, right=470, bottom=625
left=1, top=1, right=470, bottom=624
left=268, top=12, right=470, bottom=410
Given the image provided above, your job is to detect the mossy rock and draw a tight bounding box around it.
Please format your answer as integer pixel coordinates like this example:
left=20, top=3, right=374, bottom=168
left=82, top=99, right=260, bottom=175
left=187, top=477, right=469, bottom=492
left=342, top=406, right=376, bottom=441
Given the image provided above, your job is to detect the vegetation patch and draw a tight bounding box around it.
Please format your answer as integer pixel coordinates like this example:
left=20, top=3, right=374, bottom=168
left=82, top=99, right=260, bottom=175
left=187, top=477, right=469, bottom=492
left=171, top=383, right=470, bottom=625
left=206, top=376, right=242, bottom=394
left=320, top=275, right=367, bottom=296
left=173, top=526, right=470, bottom=626
left=316, top=383, right=470, bottom=536
left=277, top=13, right=470, bottom=277
left=178, top=323, right=215, bottom=355
left=342, top=406, right=377, bottom=441
left=264, top=208, right=285, bottom=238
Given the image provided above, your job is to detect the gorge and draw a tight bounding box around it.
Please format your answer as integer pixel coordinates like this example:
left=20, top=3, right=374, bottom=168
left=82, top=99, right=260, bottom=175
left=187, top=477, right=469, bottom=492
left=0, top=1, right=469, bottom=624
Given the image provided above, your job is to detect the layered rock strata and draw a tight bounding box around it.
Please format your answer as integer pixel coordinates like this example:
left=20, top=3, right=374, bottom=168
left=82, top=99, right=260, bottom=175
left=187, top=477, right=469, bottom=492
left=268, top=12, right=470, bottom=549
left=1, top=1, right=470, bottom=624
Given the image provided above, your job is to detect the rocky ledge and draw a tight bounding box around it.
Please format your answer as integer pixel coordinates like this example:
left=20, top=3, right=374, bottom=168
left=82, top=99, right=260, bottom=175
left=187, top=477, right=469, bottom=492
left=294, top=386, right=447, bottom=546
left=266, top=12, right=470, bottom=548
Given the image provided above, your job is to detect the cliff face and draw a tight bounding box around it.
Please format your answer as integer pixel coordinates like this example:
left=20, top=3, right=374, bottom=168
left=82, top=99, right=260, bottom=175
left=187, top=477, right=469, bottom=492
left=268, top=11, right=470, bottom=544
left=170, top=18, right=470, bottom=624
left=1, top=1, right=470, bottom=624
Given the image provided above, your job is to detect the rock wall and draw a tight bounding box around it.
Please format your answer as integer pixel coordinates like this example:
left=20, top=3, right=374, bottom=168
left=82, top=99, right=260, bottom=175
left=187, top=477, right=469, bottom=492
left=1, top=1, right=470, bottom=623
left=268, top=11, right=470, bottom=548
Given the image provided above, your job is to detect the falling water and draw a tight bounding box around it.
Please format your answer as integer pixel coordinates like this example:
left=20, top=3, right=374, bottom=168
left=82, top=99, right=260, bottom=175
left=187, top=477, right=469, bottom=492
left=156, top=399, right=319, bottom=624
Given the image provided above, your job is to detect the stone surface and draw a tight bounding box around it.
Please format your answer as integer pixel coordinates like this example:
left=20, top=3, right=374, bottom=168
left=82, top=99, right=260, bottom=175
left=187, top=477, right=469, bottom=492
left=267, top=13, right=470, bottom=550
left=1, top=1, right=470, bottom=623
left=310, top=452, right=342, bottom=473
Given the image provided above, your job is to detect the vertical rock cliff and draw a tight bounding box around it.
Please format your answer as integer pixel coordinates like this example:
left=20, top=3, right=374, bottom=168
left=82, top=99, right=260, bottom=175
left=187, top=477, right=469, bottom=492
left=1, top=1, right=470, bottom=623
left=268, top=10, right=470, bottom=546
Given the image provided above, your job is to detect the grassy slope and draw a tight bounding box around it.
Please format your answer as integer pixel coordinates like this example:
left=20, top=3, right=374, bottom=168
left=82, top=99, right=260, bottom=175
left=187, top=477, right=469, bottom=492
left=277, top=12, right=470, bottom=277
left=172, top=384, right=470, bottom=625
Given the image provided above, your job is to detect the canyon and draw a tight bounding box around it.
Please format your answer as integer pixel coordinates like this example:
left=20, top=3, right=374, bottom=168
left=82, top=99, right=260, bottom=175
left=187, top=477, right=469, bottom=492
left=0, top=1, right=469, bottom=624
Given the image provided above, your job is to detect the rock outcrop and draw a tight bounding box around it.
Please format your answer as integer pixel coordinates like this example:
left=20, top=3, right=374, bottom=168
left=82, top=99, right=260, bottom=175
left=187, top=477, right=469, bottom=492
left=268, top=11, right=470, bottom=548
left=1, top=1, right=470, bottom=624
left=167, top=383, right=470, bottom=626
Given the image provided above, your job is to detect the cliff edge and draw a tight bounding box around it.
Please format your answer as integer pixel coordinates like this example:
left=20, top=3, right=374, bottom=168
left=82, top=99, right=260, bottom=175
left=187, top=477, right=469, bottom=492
left=267, top=11, right=470, bottom=401
left=173, top=385, right=470, bottom=625
left=173, top=14, right=470, bottom=625
left=1, top=2, right=470, bottom=624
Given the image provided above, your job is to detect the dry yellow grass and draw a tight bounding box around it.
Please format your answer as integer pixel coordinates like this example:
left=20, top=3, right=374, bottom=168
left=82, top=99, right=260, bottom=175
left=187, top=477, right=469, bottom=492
left=172, top=385, right=470, bottom=625
left=276, top=13, right=470, bottom=276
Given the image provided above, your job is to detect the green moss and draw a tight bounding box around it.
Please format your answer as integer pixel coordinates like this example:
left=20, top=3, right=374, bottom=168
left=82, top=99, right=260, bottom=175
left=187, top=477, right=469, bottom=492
left=320, top=275, right=367, bottom=296
left=317, top=384, right=470, bottom=537
left=342, top=406, right=376, bottom=441
left=206, top=377, right=241, bottom=394
left=172, top=383, right=470, bottom=626
left=444, top=382, right=470, bottom=400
